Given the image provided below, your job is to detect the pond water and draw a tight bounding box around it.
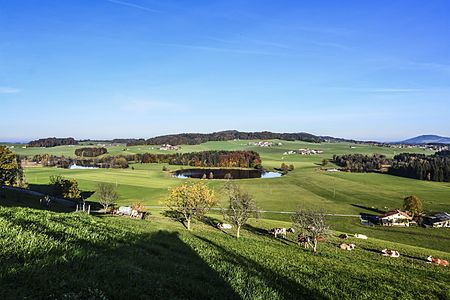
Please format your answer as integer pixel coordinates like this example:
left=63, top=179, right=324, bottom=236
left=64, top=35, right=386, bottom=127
left=172, top=168, right=282, bottom=179
left=68, top=164, right=99, bottom=170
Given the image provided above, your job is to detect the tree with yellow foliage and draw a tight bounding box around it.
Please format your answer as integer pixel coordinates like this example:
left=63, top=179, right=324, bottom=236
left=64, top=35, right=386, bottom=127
left=166, top=182, right=216, bottom=231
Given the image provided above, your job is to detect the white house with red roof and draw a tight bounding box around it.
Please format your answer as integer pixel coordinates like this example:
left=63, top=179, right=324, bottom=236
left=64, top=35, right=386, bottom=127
left=379, top=210, right=412, bottom=227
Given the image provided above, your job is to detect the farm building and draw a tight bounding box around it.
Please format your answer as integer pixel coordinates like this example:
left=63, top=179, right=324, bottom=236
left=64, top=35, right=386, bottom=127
left=423, top=212, right=450, bottom=228
left=159, top=144, right=179, bottom=151
left=379, top=210, right=412, bottom=227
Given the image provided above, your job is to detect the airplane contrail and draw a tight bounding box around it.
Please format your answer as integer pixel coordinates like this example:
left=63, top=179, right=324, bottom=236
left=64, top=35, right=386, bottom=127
left=105, top=0, right=161, bottom=13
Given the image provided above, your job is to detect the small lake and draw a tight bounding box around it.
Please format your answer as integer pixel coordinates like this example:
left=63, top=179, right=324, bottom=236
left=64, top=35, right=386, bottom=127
left=172, top=168, right=282, bottom=179
left=68, top=164, right=99, bottom=170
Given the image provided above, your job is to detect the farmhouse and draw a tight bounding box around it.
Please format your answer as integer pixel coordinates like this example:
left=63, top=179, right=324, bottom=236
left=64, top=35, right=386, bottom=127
left=423, top=212, right=450, bottom=228
left=159, top=144, right=179, bottom=151
left=379, top=210, right=412, bottom=227
left=298, top=148, right=324, bottom=155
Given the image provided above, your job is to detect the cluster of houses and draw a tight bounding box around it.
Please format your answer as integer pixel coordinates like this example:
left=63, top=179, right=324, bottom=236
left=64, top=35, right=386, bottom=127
left=374, top=143, right=449, bottom=152
left=159, top=144, right=179, bottom=151
left=366, top=210, right=450, bottom=228
left=283, top=148, right=324, bottom=155
left=248, top=141, right=283, bottom=147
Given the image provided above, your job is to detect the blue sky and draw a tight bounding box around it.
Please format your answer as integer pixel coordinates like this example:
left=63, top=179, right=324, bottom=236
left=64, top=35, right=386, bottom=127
left=1, top=0, right=449, bottom=142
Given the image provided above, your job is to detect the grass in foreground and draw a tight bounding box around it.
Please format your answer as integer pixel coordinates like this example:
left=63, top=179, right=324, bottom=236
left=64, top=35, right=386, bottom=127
left=1, top=206, right=449, bottom=299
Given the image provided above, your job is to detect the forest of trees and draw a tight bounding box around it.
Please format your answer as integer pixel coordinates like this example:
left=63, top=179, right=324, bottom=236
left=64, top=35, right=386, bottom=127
left=141, top=151, right=262, bottom=168
left=332, top=154, right=392, bottom=172
left=31, top=154, right=129, bottom=169
left=333, top=152, right=450, bottom=182
left=30, top=150, right=260, bottom=169
left=389, top=152, right=450, bottom=182
left=74, top=147, right=107, bottom=157
left=28, top=137, right=78, bottom=147
left=126, top=130, right=322, bottom=146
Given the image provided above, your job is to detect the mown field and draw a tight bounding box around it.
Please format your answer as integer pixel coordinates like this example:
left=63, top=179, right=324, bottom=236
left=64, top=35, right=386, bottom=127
left=0, top=205, right=449, bottom=300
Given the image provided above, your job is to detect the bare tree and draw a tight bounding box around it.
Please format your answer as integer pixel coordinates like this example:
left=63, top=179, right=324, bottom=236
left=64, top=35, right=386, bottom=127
left=96, top=182, right=119, bottom=211
left=292, top=209, right=330, bottom=252
left=223, top=182, right=258, bottom=238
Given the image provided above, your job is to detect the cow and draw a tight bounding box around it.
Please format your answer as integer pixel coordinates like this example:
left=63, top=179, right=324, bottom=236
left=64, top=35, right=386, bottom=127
left=381, top=249, right=400, bottom=257
left=316, top=236, right=326, bottom=242
left=297, top=234, right=310, bottom=248
left=427, top=256, right=449, bottom=267
left=217, top=223, right=233, bottom=230
left=339, top=243, right=356, bottom=251
left=269, top=227, right=295, bottom=238
left=354, top=234, right=368, bottom=240
left=338, top=233, right=349, bottom=239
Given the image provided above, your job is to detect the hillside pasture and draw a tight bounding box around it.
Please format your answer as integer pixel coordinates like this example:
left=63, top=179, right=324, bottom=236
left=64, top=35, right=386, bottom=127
left=0, top=206, right=448, bottom=300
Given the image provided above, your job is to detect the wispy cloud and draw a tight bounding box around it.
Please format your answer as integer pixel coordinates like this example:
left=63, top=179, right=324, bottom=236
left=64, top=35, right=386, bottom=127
left=153, top=42, right=296, bottom=57
left=0, top=87, right=21, bottom=94
left=105, top=0, right=161, bottom=13
left=327, top=87, right=423, bottom=94
left=367, top=88, right=423, bottom=93
left=370, top=57, right=450, bottom=74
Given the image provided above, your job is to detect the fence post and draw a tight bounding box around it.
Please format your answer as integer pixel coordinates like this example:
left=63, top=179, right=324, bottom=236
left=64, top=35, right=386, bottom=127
left=88, top=205, right=91, bottom=215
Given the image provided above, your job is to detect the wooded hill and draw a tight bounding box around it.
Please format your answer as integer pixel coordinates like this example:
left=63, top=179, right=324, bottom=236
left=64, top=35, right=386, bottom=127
left=127, top=130, right=322, bottom=146
left=28, top=137, right=78, bottom=147
left=333, top=151, right=450, bottom=182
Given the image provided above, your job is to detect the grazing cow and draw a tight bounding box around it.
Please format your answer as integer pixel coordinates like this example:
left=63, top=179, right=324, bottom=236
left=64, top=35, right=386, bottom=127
left=217, top=223, right=233, bottom=230
left=338, top=233, right=349, bottom=239
left=354, top=234, right=368, bottom=240
left=316, top=236, right=326, bottom=242
left=427, top=256, right=449, bottom=267
left=381, top=249, right=400, bottom=257
left=269, top=227, right=295, bottom=238
left=339, top=243, right=356, bottom=251
left=297, top=234, right=311, bottom=248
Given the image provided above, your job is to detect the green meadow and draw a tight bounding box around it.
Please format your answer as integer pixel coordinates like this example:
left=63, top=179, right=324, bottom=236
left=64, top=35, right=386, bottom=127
left=15, top=140, right=449, bottom=216
left=1, top=140, right=449, bottom=299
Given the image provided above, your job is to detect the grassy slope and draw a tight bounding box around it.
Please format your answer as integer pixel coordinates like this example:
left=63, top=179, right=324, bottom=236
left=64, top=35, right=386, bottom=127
left=0, top=206, right=449, bottom=300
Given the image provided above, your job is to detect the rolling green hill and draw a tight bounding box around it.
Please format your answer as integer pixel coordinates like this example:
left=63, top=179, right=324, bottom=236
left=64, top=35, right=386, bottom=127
left=0, top=206, right=449, bottom=299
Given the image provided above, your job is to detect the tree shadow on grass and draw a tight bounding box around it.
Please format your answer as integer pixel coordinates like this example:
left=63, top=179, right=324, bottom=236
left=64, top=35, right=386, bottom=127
left=194, top=235, right=327, bottom=299
left=351, top=204, right=385, bottom=214
left=243, top=224, right=296, bottom=246
left=0, top=188, right=72, bottom=213
left=361, top=247, right=427, bottom=263
left=161, top=210, right=188, bottom=229
left=0, top=222, right=240, bottom=299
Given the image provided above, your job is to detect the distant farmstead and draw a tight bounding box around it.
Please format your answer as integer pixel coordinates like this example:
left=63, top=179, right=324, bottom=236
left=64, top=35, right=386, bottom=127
left=423, top=212, right=450, bottom=228
left=379, top=210, right=412, bottom=227
left=159, top=144, right=179, bottom=151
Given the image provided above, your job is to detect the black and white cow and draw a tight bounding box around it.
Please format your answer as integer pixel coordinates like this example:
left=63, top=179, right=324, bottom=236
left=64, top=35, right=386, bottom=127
left=269, top=227, right=295, bottom=238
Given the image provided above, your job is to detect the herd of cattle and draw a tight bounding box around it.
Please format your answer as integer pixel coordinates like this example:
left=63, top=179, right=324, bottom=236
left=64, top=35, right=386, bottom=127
left=216, top=223, right=449, bottom=267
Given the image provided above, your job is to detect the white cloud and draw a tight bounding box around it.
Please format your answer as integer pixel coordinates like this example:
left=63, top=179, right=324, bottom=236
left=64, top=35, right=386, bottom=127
left=0, top=87, right=21, bottom=94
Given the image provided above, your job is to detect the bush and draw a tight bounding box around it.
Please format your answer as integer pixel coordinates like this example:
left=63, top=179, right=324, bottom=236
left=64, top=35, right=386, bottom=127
left=49, top=175, right=81, bottom=199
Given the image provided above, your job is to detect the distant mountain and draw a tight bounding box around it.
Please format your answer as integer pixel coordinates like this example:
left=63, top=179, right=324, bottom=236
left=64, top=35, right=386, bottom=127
left=399, top=135, right=450, bottom=145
